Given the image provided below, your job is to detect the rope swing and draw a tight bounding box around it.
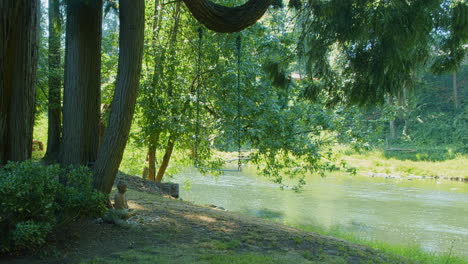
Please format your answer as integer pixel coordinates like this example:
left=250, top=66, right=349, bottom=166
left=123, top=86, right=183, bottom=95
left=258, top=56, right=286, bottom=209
left=194, top=28, right=243, bottom=172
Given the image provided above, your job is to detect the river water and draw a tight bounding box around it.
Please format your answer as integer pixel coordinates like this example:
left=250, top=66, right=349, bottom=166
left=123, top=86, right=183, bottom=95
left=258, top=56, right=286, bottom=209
left=173, top=166, right=468, bottom=257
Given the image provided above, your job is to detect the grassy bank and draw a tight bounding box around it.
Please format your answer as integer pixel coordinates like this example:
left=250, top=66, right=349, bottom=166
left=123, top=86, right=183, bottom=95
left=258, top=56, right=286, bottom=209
left=336, top=145, right=468, bottom=181
left=288, top=223, right=467, bottom=264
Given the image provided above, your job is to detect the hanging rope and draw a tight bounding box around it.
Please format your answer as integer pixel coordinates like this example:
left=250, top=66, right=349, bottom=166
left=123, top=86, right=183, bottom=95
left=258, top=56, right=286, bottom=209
left=236, top=35, right=242, bottom=171
left=194, top=27, right=203, bottom=167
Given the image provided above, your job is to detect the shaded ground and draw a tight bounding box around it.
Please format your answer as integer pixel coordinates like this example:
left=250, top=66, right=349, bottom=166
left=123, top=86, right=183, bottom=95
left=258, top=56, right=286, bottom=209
left=1, top=174, right=410, bottom=264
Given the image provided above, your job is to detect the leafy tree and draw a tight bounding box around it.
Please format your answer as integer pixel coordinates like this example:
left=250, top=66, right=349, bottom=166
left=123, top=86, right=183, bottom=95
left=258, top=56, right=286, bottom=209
left=90, top=0, right=273, bottom=193
left=136, top=0, right=196, bottom=182
left=3, top=0, right=466, bottom=194
left=297, top=0, right=467, bottom=106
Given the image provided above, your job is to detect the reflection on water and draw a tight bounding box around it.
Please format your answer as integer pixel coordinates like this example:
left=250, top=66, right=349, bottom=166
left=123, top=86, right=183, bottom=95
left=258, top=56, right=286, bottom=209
left=172, top=166, right=468, bottom=257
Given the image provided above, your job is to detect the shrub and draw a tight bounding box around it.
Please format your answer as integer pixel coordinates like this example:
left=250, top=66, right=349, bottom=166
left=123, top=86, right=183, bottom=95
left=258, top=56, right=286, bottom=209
left=56, top=166, right=108, bottom=220
left=11, top=221, right=52, bottom=250
left=0, top=161, right=107, bottom=253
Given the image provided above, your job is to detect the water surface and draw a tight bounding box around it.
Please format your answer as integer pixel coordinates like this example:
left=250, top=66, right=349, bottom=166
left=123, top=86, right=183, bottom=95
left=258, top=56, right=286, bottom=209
left=173, top=166, right=468, bottom=257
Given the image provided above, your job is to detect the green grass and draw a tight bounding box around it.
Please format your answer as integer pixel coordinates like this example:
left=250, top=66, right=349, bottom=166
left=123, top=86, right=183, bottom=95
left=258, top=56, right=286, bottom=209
left=211, top=239, right=241, bottom=250
left=336, top=145, right=468, bottom=180
left=290, top=223, right=468, bottom=264
left=32, top=115, right=48, bottom=160
left=80, top=246, right=317, bottom=264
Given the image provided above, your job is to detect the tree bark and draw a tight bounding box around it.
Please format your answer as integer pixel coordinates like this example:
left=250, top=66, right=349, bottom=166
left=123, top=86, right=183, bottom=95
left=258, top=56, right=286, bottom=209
left=93, top=0, right=145, bottom=194
left=0, top=0, right=39, bottom=165
left=155, top=134, right=176, bottom=183
left=147, top=132, right=160, bottom=181
left=61, top=1, right=102, bottom=166
left=388, top=96, right=396, bottom=140
left=453, top=72, right=459, bottom=110
left=0, top=1, right=20, bottom=165
left=44, top=0, right=62, bottom=162
left=182, top=0, right=273, bottom=33
left=148, top=146, right=157, bottom=181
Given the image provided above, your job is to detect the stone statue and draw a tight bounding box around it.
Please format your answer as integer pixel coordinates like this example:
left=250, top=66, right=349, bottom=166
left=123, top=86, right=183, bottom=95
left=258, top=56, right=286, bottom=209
left=114, top=181, right=129, bottom=210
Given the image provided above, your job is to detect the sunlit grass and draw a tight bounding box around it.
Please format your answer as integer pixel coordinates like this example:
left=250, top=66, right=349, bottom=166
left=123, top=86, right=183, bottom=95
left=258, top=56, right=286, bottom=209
left=32, top=115, right=48, bottom=160
left=290, top=223, right=468, bottom=264
left=335, top=145, right=468, bottom=180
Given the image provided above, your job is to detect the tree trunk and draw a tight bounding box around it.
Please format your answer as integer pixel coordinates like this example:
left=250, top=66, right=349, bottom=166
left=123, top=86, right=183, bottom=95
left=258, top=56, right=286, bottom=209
left=388, top=96, right=396, bottom=140
left=155, top=134, right=176, bottom=183
left=389, top=120, right=396, bottom=140
left=93, top=0, right=145, bottom=194
left=147, top=132, right=160, bottom=181
left=453, top=72, right=459, bottom=110
left=148, top=146, right=156, bottom=181
left=182, top=0, right=273, bottom=33
left=0, top=0, right=39, bottom=165
left=399, top=89, right=410, bottom=139
left=0, top=1, right=20, bottom=165
left=61, top=1, right=102, bottom=166
left=44, top=0, right=62, bottom=162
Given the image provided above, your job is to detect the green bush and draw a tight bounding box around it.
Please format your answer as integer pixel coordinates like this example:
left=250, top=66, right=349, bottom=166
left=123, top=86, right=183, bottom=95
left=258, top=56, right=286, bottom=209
left=11, top=221, right=52, bottom=250
left=0, top=161, right=107, bottom=253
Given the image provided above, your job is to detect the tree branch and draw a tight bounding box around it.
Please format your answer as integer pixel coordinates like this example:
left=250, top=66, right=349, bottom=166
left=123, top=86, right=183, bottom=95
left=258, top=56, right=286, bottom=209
left=182, top=0, right=273, bottom=33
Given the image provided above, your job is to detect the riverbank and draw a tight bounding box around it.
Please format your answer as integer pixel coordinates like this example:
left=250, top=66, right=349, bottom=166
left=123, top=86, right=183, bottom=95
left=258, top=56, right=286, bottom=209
left=3, top=173, right=466, bottom=264
left=175, top=165, right=468, bottom=262
left=336, top=146, right=468, bottom=182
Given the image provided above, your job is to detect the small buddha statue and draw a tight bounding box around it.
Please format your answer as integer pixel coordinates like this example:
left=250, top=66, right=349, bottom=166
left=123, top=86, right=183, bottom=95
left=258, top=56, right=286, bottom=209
left=114, top=181, right=129, bottom=210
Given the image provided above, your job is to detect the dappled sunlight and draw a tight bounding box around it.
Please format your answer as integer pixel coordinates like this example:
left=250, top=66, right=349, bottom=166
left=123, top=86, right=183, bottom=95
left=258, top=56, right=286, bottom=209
left=127, top=201, right=147, bottom=211
left=183, top=213, right=218, bottom=224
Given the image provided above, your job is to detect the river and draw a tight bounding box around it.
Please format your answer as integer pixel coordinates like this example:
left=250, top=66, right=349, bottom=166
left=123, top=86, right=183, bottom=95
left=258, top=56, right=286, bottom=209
left=172, top=166, right=468, bottom=257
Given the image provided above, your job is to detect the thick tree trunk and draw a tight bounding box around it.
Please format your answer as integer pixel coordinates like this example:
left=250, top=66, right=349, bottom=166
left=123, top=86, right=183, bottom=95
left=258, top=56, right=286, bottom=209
left=61, top=1, right=102, bottom=166
left=155, top=134, right=176, bottom=183
left=93, top=0, right=145, bottom=194
left=0, top=1, right=20, bottom=165
left=0, top=1, right=39, bottom=165
left=44, top=0, right=62, bottom=162
left=182, top=0, right=273, bottom=33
